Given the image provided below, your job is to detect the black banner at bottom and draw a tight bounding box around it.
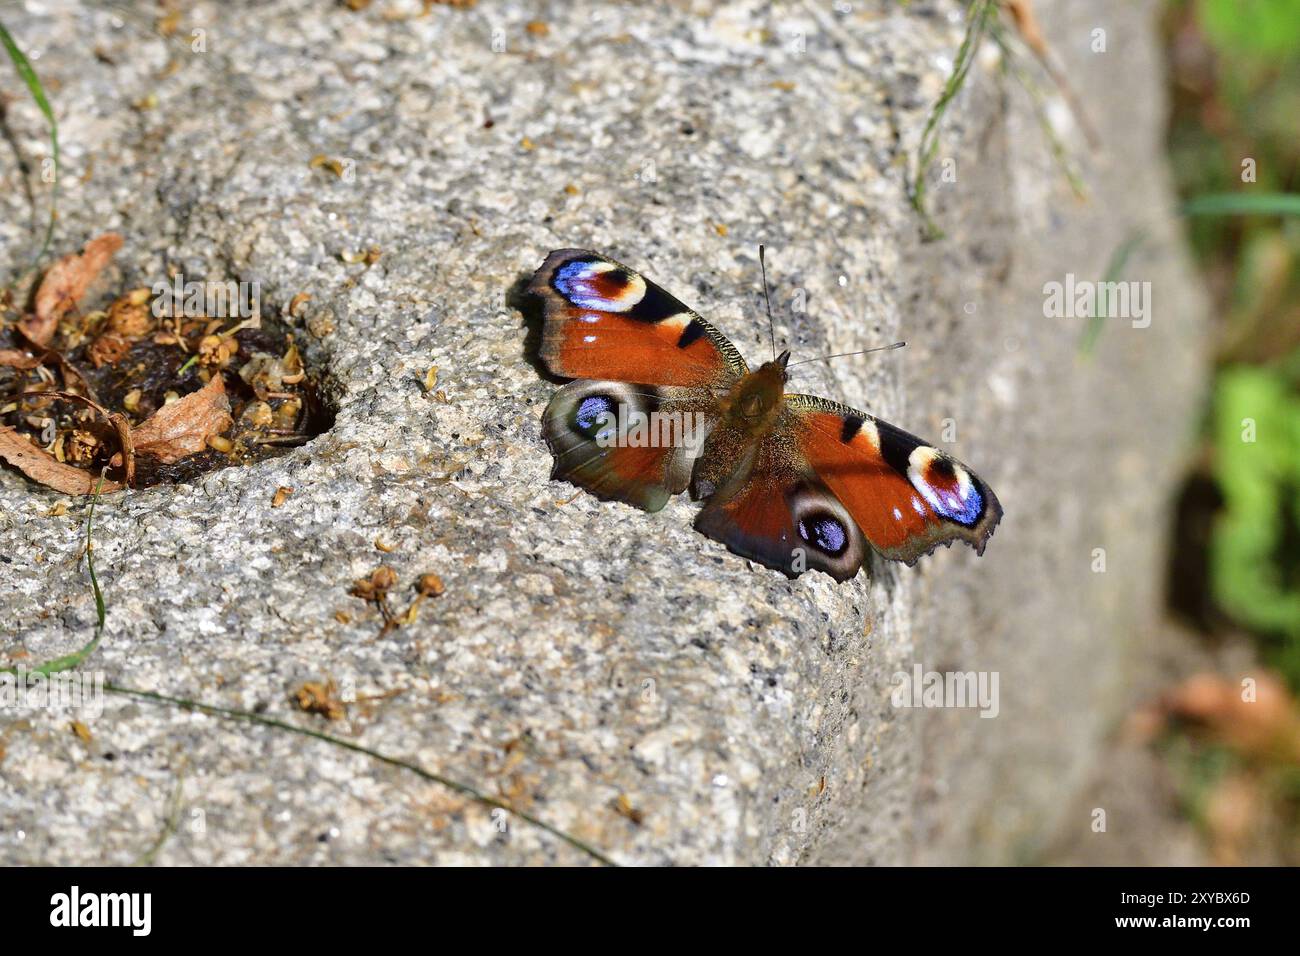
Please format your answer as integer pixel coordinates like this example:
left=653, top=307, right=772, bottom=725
left=7, top=865, right=1285, bottom=940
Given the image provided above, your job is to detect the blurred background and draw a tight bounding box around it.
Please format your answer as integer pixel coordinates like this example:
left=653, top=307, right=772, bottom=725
left=1068, top=0, right=1300, bottom=865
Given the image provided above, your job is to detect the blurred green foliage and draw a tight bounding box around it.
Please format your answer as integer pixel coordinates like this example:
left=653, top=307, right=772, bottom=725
left=1199, top=0, right=1300, bottom=59
left=1167, top=0, right=1300, bottom=297
left=1212, top=366, right=1300, bottom=684
left=1164, top=0, right=1300, bottom=688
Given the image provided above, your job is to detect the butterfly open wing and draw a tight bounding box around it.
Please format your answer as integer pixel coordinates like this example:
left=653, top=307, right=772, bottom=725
left=693, top=438, right=870, bottom=581
left=692, top=394, right=1002, bottom=579
left=784, top=394, right=1003, bottom=565
left=530, top=250, right=744, bottom=511
left=529, top=249, right=747, bottom=385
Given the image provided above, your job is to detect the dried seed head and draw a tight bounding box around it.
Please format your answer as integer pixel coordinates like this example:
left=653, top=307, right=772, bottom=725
left=416, top=573, right=445, bottom=597
left=350, top=566, right=397, bottom=601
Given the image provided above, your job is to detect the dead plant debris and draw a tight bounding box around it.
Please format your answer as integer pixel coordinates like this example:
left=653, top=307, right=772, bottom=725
left=0, top=234, right=331, bottom=493
left=121, top=373, right=232, bottom=465
left=613, top=793, right=645, bottom=825
left=293, top=679, right=347, bottom=721
left=350, top=566, right=398, bottom=603
left=22, top=233, right=124, bottom=348
left=348, top=566, right=446, bottom=635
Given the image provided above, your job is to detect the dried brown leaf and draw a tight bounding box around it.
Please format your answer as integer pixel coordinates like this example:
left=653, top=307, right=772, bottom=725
left=22, top=233, right=125, bottom=346
left=129, top=373, right=233, bottom=463
left=0, top=426, right=123, bottom=495
left=1163, top=672, right=1300, bottom=764
left=0, top=349, right=42, bottom=370
left=22, top=390, right=134, bottom=485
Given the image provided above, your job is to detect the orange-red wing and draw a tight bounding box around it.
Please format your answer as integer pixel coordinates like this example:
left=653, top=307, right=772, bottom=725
left=528, top=249, right=746, bottom=388
left=786, top=395, right=1002, bottom=565
left=693, top=454, right=869, bottom=582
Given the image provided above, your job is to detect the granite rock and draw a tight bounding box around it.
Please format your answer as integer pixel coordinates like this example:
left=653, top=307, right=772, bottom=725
left=0, top=0, right=1206, bottom=865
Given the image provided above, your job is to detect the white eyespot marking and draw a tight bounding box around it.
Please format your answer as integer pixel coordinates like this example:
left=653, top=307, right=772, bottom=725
left=912, top=496, right=926, bottom=516
left=660, top=313, right=692, bottom=335
left=907, top=445, right=983, bottom=526
left=908, top=446, right=940, bottom=470
left=583, top=335, right=597, bottom=343
left=857, top=418, right=881, bottom=453
left=892, top=507, right=903, bottom=521
left=555, top=260, right=647, bottom=312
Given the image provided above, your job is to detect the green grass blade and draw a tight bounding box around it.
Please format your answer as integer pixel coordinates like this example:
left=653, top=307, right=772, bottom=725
left=1181, top=193, right=1300, bottom=217
left=105, top=681, right=619, bottom=866
left=1079, top=231, right=1146, bottom=356
left=909, top=0, right=995, bottom=240
left=1, top=475, right=107, bottom=676
left=0, top=20, right=61, bottom=274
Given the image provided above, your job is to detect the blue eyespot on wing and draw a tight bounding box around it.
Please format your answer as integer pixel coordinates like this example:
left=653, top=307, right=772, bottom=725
left=553, top=258, right=648, bottom=313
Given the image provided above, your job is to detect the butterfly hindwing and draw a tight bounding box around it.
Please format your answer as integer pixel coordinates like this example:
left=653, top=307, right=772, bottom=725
left=528, top=249, right=747, bottom=387
left=784, top=394, right=1002, bottom=565
left=693, top=395, right=1001, bottom=578
left=542, top=379, right=717, bottom=513
left=693, top=435, right=869, bottom=582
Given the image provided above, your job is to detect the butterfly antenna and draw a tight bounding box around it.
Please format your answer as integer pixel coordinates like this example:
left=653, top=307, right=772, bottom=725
left=785, top=342, right=907, bottom=368
left=759, top=244, right=776, bottom=362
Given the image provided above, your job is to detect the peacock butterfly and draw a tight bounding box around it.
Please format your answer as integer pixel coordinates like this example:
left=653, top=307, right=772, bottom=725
left=526, top=248, right=1002, bottom=582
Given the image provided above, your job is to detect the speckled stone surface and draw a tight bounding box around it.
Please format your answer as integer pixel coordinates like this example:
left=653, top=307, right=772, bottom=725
left=0, top=0, right=1205, bottom=865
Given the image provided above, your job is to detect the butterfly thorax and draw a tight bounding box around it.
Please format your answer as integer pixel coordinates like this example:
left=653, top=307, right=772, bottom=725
left=719, top=356, right=789, bottom=438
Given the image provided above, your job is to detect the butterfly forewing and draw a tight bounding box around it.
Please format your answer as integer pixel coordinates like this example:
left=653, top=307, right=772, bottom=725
left=529, top=249, right=747, bottom=387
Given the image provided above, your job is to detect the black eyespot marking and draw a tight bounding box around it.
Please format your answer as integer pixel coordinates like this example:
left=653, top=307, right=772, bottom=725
left=572, top=394, right=615, bottom=438
left=878, top=421, right=915, bottom=477
left=677, top=318, right=707, bottom=348
left=798, top=512, right=849, bottom=556
left=841, top=414, right=865, bottom=444
left=628, top=279, right=683, bottom=323
left=929, top=456, right=957, bottom=480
